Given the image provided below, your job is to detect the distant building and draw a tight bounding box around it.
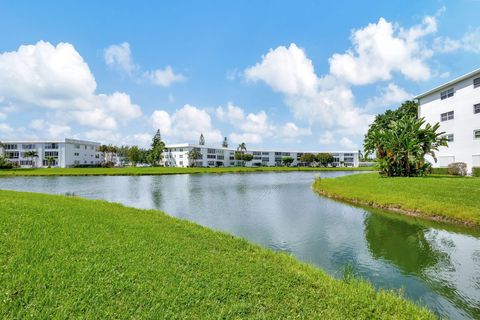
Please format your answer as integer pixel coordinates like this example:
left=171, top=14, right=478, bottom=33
left=0, top=138, right=102, bottom=168
left=163, top=143, right=359, bottom=167
left=415, top=68, right=480, bottom=172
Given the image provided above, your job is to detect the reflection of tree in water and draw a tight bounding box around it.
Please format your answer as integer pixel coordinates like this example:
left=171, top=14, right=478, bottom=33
left=364, top=213, right=443, bottom=274
left=364, top=212, right=480, bottom=319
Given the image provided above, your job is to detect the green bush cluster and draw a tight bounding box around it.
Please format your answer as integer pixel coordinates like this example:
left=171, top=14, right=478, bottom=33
left=430, top=167, right=449, bottom=175
left=473, top=167, right=480, bottom=177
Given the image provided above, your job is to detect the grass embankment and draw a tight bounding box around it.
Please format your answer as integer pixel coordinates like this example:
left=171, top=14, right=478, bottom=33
left=0, top=190, right=433, bottom=319
left=0, top=166, right=373, bottom=177
left=313, top=173, right=480, bottom=228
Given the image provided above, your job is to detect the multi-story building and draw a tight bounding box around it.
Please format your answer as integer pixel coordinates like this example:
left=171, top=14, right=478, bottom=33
left=415, top=68, right=480, bottom=173
left=0, top=138, right=102, bottom=168
left=163, top=143, right=359, bottom=168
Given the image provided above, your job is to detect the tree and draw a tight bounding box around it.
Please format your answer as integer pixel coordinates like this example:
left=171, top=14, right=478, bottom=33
left=299, top=153, right=316, bottom=166
left=222, top=137, right=228, bottom=148
left=188, top=149, right=202, bottom=167
left=46, top=156, right=55, bottom=168
left=364, top=101, right=447, bottom=177
left=199, top=133, right=205, bottom=145
left=24, top=150, right=38, bottom=168
left=148, top=129, right=165, bottom=166
left=282, top=156, right=294, bottom=166
left=237, top=142, right=247, bottom=152
left=316, top=153, right=334, bottom=167
left=242, top=154, right=253, bottom=162
left=128, top=146, right=142, bottom=165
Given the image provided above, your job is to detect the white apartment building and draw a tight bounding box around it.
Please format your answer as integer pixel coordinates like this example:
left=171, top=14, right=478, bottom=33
left=415, top=68, right=480, bottom=173
left=163, top=143, right=359, bottom=168
left=0, top=138, right=102, bottom=168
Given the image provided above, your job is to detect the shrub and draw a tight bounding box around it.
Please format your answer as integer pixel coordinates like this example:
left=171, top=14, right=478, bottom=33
left=447, top=162, right=467, bottom=176
left=101, top=161, right=115, bottom=168
left=473, top=167, right=480, bottom=177
left=0, top=156, right=13, bottom=169
left=431, top=167, right=450, bottom=175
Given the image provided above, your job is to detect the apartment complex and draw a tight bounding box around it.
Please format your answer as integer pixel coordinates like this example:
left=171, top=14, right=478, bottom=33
left=163, top=143, right=359, bottom=167
left=0, top=138, right=102, bottom=168
left=415, top=68, right=480, bottom=172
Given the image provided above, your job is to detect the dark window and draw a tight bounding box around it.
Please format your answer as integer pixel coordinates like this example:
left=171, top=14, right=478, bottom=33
left=474, top=130, right=480, bottom=139
left=474, top=77, right=480, bottom=88
left=440, top=88, right=454, bottom=100
left=442, top=134, right=454, bottom=142
left=440, top=111, right=454, bottom=121
left=474, top=103, right=480, bottom=114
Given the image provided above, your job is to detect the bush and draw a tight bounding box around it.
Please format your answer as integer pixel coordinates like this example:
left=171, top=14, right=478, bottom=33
left=101, top=161, right=115, bottom=168
left=0, top=156, right=13, bottom=169
left=473, top=167, right=480, bottom=177
left=447, top=162, right=467, bottom=176
left=431, top=167, right=450, bottom=175
left=73, top=164, right=102, bottom=168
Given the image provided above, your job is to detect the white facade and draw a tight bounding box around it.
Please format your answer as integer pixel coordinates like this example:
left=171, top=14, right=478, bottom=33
left=415, top=68, right=480, bottom=172
left=163, top=143, right=359, bottom=168
left=0, top=138, right=102, bottom=168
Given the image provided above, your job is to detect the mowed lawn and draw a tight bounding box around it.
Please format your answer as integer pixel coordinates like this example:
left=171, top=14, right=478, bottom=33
left=0, top=190, right=433, bottom=319
left=0, top=166, right=373, bottom=177
left=314, top=173, right=480, bottom=228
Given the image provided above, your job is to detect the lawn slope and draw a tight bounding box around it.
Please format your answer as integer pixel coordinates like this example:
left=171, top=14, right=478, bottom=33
left=313, top=173, right=480, bottom=228
left=0, top=190, right=433, bottom=319
left=0, top=166, right=373, bottom=177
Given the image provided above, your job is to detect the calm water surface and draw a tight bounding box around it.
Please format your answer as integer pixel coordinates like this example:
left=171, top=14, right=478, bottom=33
left=1, top=171, right=479, bottom=319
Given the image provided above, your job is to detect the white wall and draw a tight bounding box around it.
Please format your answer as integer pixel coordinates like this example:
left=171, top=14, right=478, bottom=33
left=419, top=74, right=480, bottom=172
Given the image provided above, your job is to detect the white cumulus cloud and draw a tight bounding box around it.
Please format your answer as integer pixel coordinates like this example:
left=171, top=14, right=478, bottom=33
left=144, top=66, right=186, bottom=87
left=104, top=42, right=136, bottom=74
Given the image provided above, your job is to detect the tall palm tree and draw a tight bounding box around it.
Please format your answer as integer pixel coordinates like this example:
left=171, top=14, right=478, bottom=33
left=46, top=156, right=55, bottom=168
left=236, top=142, right=247, bottom=166
left=237, top=142, right=247, bottom=152
left=24, top=150, right=38, bottom=168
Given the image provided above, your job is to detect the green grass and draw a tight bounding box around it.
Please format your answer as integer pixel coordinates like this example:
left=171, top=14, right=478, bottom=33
left=0, top=166, right=374, bottom=176
left=313, top=173, right=480, bottom=228
left=0, top=190, right=433, bottom=319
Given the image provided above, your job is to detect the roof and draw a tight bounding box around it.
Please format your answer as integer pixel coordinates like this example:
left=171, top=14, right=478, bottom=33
left=414, top=68, right=480, bottom=100
left=165, top=143, right=357, bottom=154
left=1, top=138, right=100, bottom=145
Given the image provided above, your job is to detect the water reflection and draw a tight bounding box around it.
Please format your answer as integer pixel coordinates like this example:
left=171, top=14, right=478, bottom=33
left=0, top=171, right=479, bottom=319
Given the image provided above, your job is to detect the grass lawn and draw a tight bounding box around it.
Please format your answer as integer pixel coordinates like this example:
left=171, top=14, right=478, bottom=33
left=0, top=190, right=433, bottom=319
left=0, top=166, right=373, bottom=176
left=313, top=173, right=480, bottom=228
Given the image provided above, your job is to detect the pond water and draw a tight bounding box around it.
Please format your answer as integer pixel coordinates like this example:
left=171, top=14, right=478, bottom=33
left=1, top=171, right=479, bottom=319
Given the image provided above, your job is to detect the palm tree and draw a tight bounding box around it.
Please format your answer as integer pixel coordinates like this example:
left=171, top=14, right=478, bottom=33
left=187, top=149, right=202, bottom=167
left=24, top=150, right=38, bottom=168
left=46, top=156, right=55, bottom=168
left=237, top=142, right=247, bottom=152
left=236, top=143, right=247, bottom=166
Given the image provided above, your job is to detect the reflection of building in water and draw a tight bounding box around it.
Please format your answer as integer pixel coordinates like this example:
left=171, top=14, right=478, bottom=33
left=364, top=213, right=480, bottom=319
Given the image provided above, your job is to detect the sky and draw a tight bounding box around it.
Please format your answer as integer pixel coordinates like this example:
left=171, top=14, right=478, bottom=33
left=0, top=1, right=479, bottom=150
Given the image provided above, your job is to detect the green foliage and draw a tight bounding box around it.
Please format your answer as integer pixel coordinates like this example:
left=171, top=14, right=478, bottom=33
left=473, top=167, right=480, bottom=177
left=148, top=129, right=165, bottom=166
left=187, top=149, right=202, bottom=166
left=314, top=173, right=480, bottom=227
left=430, top=167, right=449, bottom=175
left=0, top=156, right=13, bottom=169
left=316, top=153, right=334, bottom=167
left=242, top=153, right=253, bottom=162
left=127, top=146, right=142, bottom=165
left=282, top=156, right=294, bottom=166
left=237, top=142, right=247, bottom=152
left=364, top=101, right=447, bottom=177
left=0, top=190, right=434, bottom=319
left=299, top=153, right=316, bottom=164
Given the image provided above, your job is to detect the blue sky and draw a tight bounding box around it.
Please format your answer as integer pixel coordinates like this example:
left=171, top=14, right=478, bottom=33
left=0, top=1, right=478, bottom=150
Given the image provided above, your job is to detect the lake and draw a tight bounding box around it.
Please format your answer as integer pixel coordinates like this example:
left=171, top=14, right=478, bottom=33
left=1, top=171, right=479, bottom=319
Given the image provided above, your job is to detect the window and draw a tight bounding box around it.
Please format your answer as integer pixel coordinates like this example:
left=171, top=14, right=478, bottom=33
left=474, top=77, right=480, bottom=88
left=474, top=103, right=480, bottom=114
left=20, top=160, right=33, bottom=166
left=44, top=143, right=58, bottom=149
left=3, top=144, right=17, bottom=150
left=440, top=88, right=454, bottom=100
left=44, top=151, right=59, bottom=158
left=179, top=161, right=183, bottom=165
left=179, top=155, right=183, bottom=158
left=474, top=130, right=480, bottom=139
left=442, top=134, right=454, bottom=142
left=253, top=151, right=261, bottom=155
left=74, top=144, right=80, bottom=149
left=207, top=154, right=216, bottom=159
left=22, top=144, right=36, bottom=149
left=441, top=111, right=454, bottom=121
left=217, top=155, right=224, bottom=160
left=207, top=148, right=216, bottom=154
left=74, top=152, right=80, bottom=156
left=5, top=151, right=19, bottom=159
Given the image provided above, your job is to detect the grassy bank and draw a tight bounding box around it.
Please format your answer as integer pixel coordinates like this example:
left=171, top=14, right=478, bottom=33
left=0, top=190, right=433, bottom=319
left=0, top=166, right=373, bottom=177
left=313, top=173, right=480, bottom=228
